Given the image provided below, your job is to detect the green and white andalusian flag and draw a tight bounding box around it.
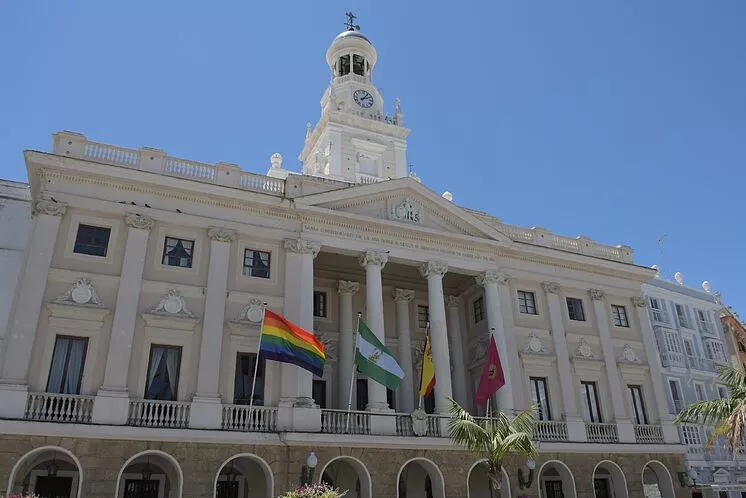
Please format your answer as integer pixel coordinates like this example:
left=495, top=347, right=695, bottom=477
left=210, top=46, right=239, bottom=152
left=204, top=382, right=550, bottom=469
left=355, top=319, right=405, bottom=390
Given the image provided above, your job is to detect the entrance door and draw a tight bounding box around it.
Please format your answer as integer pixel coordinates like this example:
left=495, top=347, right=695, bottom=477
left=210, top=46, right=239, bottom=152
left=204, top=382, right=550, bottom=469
left=594, top=478, right=611, bottom=498
left=124, top=479, right=160, bottom=498
left=217, top=481, right=239, bottom=498
left=544, top=480, right=564, bottom=498
left=34, top=476, right=73, bottom=498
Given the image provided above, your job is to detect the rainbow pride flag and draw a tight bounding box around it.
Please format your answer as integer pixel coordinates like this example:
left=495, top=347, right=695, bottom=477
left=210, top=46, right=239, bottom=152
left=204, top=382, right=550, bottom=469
left=259, top=310, right=325, bottom=377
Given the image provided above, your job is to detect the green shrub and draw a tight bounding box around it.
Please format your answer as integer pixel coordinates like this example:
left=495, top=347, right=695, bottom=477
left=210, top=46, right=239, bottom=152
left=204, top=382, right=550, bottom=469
left=277, top=483, right=346, bottom=498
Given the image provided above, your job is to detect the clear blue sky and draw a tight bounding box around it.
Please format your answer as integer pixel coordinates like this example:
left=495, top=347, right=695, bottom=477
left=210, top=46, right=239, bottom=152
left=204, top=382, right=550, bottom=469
left=1, top=1, right=744, bottom=308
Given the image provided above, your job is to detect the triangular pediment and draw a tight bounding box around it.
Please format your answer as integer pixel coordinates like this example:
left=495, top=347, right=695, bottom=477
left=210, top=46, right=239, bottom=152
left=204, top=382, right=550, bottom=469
left=293, top=177, right=513, bottom=243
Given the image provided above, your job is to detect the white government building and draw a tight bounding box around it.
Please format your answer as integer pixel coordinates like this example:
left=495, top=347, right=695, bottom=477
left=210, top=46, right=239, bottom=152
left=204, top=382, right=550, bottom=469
left=0, top=20, right=697, bottom=498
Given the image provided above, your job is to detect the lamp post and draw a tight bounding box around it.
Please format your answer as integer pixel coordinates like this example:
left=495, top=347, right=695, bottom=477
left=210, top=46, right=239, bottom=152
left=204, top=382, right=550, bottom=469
left=517, top=459, right=536, bottom=495
left=678, top=468, right=698, bottom=488
left=300, top=451, right=318, bottom=486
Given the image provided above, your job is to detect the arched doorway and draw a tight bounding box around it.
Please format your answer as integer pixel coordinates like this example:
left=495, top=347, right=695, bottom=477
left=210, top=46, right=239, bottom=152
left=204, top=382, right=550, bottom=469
left=592, top=461, right=628, bottom=498
left=213, top=454, right=274, bottom=498
left=397, top=458, right=445, bottom=498
left=467, top=459, right=511, bottom=498
left=538, top=460, right=576, bottom=498
left=6, top=446, right=83, bottom=498
left=318, top=456, right=372, bottom=498
left=115, top=450, right=183, bottom=498
left=642, top=461, right=675, bottom=498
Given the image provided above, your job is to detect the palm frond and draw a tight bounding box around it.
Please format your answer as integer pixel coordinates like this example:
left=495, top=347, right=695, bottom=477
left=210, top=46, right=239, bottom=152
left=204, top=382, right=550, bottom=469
left=675, top=398, right=739, bottom=426
left=718, top=365, right=746, bottom=391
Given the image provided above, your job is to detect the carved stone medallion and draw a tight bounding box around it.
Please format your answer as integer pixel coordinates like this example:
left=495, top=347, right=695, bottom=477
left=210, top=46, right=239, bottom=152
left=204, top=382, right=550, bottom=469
left=619, top=344, right=640, bottom=363
left=525, top=332, right=545, bottom=354
left=410, top=408, right=429, bottom=437
left=236, top=298, right=265, bottom=323
left=575, top=338, right=596, bottom=359
left=53, top=277, right=104, bottom=307
left=151, top=290, right=194, bottom=318
left=391, top=198, right=421, bottom=224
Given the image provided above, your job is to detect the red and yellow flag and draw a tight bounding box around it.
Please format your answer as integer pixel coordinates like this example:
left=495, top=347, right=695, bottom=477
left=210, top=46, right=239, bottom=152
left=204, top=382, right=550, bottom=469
left=418, top=330, right=436, bottom=396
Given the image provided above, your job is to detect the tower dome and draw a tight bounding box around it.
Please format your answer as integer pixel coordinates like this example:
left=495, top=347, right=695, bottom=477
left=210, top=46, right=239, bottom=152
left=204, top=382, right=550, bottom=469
left=326, top=13, right=378, bottom=81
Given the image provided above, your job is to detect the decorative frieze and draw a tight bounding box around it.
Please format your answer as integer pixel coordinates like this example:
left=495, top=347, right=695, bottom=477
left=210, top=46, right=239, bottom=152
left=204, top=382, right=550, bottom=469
left=359, top=250, right=388, bottom=269
left=32, top=199, right=67, bottom=217
left=284, top=238, right=321, bottom=257
left=150, top=290, right=195, bottom=318
left=393, top=288, right=415, bottom=303
left=476, top=270, right=510, bottom=287
left=390, top=198, right=421, bottom=224
left=52, top=277, right=104, bottom=307
left=631, top=296, right=647, bottom=308
left=590, top=289, right=606, bottom=301
left=207, top=227, right=237, bottom=243
left=618, top=344, right=641, bottom=364
left=574, top=338, right=598, bottom=360
left=419, top=261, right=448, bottom=278
left=523, top=332, right=546, bottom=355
left=541, top=281, right=560, bottom=294
left=338, top=280, right=361, bottom=296
left=235, top=298, right=266, bottom=323
left=124, top=213, right=155, bottom=230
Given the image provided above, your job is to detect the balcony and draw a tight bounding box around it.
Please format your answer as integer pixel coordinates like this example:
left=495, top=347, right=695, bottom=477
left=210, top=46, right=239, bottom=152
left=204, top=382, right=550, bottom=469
left=586, top=423, right=619, bottom=443
left=686, top=355, right=716, bottom=372
left=659, top=351, right=686, bottom=369
left=24, top=393, right=94, bottom=424
left=128, top=399, right=190, bottom=428
left=534, top=420, right=569, bottom=442
left=698, top=321, right=716, bottom=337
left=634, top=424, right=664, bottom=443
left=221, top=405, right=277, bottom=432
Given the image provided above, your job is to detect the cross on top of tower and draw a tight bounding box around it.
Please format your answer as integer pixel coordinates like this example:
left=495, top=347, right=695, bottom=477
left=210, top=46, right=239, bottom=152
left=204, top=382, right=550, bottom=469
left=345, top=12, right=360, bottom=31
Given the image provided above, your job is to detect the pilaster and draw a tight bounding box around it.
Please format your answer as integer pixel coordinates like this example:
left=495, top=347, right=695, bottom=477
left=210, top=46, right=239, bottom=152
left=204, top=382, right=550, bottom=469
left=393, top=288, right=416, bottom=413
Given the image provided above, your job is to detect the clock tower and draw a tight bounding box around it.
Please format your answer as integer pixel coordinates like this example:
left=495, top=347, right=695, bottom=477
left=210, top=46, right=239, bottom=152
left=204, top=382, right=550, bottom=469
left=298, top=14, right=410, bottom=183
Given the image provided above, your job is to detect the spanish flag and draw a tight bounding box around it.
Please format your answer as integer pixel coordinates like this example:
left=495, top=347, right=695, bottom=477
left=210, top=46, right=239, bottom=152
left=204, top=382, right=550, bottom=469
left=259, top=310, right=325, bottom=377
left=418, top=327, right=436, bottom=396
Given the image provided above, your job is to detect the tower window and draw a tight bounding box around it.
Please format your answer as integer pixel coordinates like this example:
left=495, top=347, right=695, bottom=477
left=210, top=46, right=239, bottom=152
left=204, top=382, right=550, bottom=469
left=339, top=55, right=350, bottom=76
left=353, top=54, right=365, bottom=76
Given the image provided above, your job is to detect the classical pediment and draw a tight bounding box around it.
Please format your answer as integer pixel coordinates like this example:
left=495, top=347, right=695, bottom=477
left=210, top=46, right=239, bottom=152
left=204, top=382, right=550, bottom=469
left=293, top=177, right=513, bottom=243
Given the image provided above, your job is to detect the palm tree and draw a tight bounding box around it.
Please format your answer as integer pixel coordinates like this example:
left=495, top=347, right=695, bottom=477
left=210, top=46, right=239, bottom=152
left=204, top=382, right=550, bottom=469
left=447, top=398, right=538, bottom=498
left=675, top=365, right=745, bottom=456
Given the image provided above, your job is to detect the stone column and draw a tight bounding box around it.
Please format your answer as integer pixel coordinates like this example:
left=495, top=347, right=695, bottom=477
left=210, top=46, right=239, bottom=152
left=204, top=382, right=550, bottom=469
left=93, top=213, right=154, bottom=425
left=445, top=296, right=468, bottom=409
left=278, top=238, right=320, bottom=432
left=633, top=295, right=680, bottom=443
left=359, top=250, right=390, bottom=412
left=419, top=261, right=452, bottom=414
left=337, top=280, right=360, bottom=410
left=476, top=270, right=513, bottom=413
left=495, top=282, right=526, bottom=411
left=542, top=281, right=586, bottom=441
left=590, top=289, right=635, bottom=443
left=0, top=200, right=66, bottom=419
left=393, top=288, right=416, bottom=413
left=190, top=227, right=236, bottom=429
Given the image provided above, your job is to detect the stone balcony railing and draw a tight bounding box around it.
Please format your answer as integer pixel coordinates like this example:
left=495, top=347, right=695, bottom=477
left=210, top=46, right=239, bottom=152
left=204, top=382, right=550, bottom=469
left=25, top=392, right=94, bottom=424
left=586, top=422, right=619, bottom=443
left=221, top=404, right=277, bottom=433
left=128, top=399, right=190, bottom=429
left=686, top=355, right=716, bottom=373
left=634, top=424, right=664, bottom=443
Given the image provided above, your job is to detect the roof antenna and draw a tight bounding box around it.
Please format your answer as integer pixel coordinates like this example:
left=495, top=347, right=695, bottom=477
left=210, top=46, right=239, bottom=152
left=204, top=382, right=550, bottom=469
left=656, top=234, right=666, bottom=275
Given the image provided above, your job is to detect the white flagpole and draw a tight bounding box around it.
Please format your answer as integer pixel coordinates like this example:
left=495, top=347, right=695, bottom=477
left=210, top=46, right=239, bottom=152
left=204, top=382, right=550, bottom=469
left=248, top=303, right=269, bottom=426
left=345, top=312, right=362, bottom=433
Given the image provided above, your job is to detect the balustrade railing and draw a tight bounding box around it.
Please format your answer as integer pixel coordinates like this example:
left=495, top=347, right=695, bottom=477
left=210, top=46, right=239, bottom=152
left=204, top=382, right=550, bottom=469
left=586, top=423, right=619, bottom=443
left=659, top=351, right=686, bottom=368
left=83, top=141, right=140, bottom=166
left=686, top=355, right=716, bottom=372
left=634, top=424, right=664, bottom=443
left=534, top=420, right=569, bottom=441
left=221, top=405, right=277, bottom=432
left=25, top=393, right=94, bottom=424
left=162, top=157, right=216, bottom=182
left=128, top=399, right=190, bottom=428
left=321, top=409, right=370, bottom=435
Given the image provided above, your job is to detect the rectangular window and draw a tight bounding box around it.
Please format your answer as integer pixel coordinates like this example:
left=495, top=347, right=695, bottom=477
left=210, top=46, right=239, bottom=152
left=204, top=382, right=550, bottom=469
left=683, top=338, right=695, bottom=357
left=73, top=224, right=111, bottom=257
left=675, top=304, right=689, bottom=327
left=46, top=336, right=88, bottom=395
left=242, top=249, right=271, bottom=278
left=313, top=291, right=327, bottom=318
left=145, top=345, right=182, bottom=401
left=352, top=54, right=365, bottom=76
left=417, top=305, right=429, bottom=329
left=162, top=237, right=194, bottom=268
left=650, top=297, right=667, bottom=323
left=387, top=388, right=396, bottom=411
left=356, top=378, right=368, bottom=411
left=339, top=55, right=350, bottom=76
left=473, top=297, right=485, bottom=323
left=611, top=305, right=629, bottom=327
left=312, top=380, right=327, bottom=409
left=518, top=291, right=538, bottom=315
left=566, top=297, right=586, bottom=321
left=233, top=353, right=264, bottom=405
left=694, top=383, right=706, bottom=402
left=530, top=377, right=551, bottom=420
left=668, top=379, right=682, bottom=412
left=581, top=381, right=602, bottom=423
left=629, top=385, right=648, bottom=424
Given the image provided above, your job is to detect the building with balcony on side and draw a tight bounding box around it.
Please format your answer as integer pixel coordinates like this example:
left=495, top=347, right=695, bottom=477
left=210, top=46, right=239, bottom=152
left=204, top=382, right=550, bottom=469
left=0, top=22, right=688, bottom=498
left=644, top=271, right=746, bottom=495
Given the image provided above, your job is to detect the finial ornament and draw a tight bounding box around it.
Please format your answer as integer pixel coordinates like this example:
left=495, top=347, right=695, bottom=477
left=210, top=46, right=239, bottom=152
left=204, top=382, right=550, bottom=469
left=345, top=12, right=360, bottom=31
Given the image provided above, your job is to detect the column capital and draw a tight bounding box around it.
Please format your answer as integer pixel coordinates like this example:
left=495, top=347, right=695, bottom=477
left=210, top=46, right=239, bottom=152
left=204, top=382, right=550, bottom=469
left=476, top=269, right=509, bottom=287
left=125, top=213, right=155, bottom=230
left=32, top=199, right=67, bottom=217
left=541, top=281, right=560, bottom=294
left=284, top=238, right=321, bottom=258
left=392, top=288, right=415, bottom=303
left=631, top=296, right=647, bottom=308
left=446, top=295, right=461, bottom=308
left=359, top=250, right=388, bottom=269
left=338, top=280, right=361, bottom=296
left=207, top=227, right=237, bottom=243
left=420, top=261, right=448, bottom=278
left=589, top=289, right=606, bottom=301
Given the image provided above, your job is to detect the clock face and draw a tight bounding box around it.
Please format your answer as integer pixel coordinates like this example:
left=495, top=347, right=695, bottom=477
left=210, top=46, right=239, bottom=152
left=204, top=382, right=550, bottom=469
left=353, top=89, right=374, bottom=108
